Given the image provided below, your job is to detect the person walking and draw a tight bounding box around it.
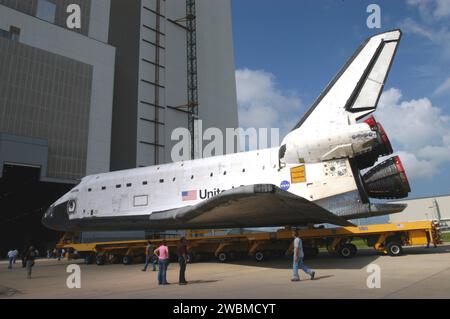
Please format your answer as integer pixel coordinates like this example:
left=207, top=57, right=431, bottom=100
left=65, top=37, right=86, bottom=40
left=291, top=230, right=315, bottom=281
left=142, top=241, right=156, bottom=272
left=58, top=249, right=64, bottom=261
left=7, top=250, right=14, bottom=270
left=177, top=237, right=188, bottom=285
left=154, top=241, right=169, bottom=285
left=12, top=249, right=18, bottom=264
left=24, top=246, right=36, bottom=279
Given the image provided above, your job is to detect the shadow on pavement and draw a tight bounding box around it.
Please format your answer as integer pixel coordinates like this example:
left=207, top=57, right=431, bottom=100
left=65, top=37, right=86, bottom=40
left=186, top=279, right=221, bottom=285
left=0, top=286, right=21, bottom=297
left=310, top=275, right=334, bottom=281
left=224, top=251, right=380, bottom=270
left=214, top=245, right=450, bottom=270
left=402, top=244, right=450, bottom=255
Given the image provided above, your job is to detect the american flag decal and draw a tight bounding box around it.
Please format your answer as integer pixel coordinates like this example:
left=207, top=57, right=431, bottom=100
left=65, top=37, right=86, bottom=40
left=181, top=190, right=197, bottom=201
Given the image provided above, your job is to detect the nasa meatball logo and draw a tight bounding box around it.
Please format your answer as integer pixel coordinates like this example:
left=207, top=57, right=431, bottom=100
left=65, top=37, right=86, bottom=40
left=280, top=180, right=290, bottom=191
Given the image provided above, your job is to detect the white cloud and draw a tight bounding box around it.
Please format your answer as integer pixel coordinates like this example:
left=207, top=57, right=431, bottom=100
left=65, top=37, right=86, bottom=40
left=402, top=1, right=450, bottom=62
left=376, top=88, right=450, bottom=179
left=407, top=0, right=450, bottom=20
left=235, top=68, right=303, bottom=137
left=434, top=77, right=450, bottom=96
left=395, top=151, right=435, bottom=179
left=400, top=18, right=450, bottom=55
left=435, top=0, right=450, bottom=18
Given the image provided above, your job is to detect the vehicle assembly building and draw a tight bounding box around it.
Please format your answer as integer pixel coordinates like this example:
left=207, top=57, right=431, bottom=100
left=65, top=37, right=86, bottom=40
left=389, top=194, right=450, bottom=231
left=0, top=0, right=239, bottom=253
left=109, top=0, right=239, bottom=169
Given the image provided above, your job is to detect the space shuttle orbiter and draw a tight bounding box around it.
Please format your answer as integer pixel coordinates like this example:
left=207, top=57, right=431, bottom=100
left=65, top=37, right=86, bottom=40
left=43, top=29, right=410, bottom=232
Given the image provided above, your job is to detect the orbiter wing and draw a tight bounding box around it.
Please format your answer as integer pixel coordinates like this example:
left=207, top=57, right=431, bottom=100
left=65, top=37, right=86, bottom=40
left=149, top=184, right=354, bottom=229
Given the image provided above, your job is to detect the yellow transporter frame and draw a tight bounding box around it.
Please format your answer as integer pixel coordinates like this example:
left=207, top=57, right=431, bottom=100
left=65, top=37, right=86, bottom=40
left=60, top=221, right=442, bottom=264
left=277, top=220, right=442, bottom=258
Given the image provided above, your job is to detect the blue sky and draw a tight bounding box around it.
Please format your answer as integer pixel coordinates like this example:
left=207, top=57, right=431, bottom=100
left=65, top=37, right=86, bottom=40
left=231, top=0, right=450, bottom=198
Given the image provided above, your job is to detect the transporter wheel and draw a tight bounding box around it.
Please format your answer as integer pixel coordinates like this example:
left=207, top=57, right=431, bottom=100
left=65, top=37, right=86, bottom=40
left=311, top=247, right=319, bottom=257
left=304, top=247, right=319, bottom=259
left=255, top=251, right=265, bottom=262
left=348, top=243, right=357, bottom=256
left=96, top=255, right=105, bottom=266
left=217, top=252, right=229, bottom=263
left=338, top=244, right=356, bottom=258
left=386, top=241, right=403, bottom=256
left=84, top=254, right=94, bottom=265
left=122, top=255, right=133, bottom=265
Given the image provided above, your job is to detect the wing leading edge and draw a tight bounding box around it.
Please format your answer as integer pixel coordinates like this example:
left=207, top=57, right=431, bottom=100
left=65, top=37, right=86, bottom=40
left=149, top=184, right=355, bottom=229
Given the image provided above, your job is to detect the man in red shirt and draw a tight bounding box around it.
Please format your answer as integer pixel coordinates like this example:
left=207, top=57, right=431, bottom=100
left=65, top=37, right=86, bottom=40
left=177, top=237, right=188, bottom=285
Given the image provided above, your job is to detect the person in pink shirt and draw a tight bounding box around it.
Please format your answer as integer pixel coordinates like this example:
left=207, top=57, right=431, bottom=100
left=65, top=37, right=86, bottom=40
left=154, top=241, right=170, bottom=285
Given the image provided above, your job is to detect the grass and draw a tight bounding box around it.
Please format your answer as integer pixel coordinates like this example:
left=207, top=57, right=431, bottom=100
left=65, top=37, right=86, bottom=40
left=318, top=239, right=368, bottom=252
left=441, top=232, right=450, bottom=243
left=316, top=232, right=450, bottom=254
left=350, top=239, right=369, bottom=248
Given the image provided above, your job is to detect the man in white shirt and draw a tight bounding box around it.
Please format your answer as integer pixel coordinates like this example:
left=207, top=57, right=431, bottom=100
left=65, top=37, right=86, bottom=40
left=291, top=230, right=315, bottom=281
left=7, top=250, right=15, bottom=270
left=12, top=250, right=18, bottom=264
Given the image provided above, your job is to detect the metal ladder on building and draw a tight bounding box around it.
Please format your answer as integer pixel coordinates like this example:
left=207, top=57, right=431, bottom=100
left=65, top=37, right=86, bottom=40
left=167, top=0, right=199, bottom=160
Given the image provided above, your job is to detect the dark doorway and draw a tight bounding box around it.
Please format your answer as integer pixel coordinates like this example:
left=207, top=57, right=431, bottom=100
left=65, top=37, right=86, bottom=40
left=0, top=164, right=73, bottom=257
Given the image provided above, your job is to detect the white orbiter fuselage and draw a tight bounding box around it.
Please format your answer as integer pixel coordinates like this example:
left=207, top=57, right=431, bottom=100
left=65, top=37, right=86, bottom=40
left=43, top=30, right=410, bottom=232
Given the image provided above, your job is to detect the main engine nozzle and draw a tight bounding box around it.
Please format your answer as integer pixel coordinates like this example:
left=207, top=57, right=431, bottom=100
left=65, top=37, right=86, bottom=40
left=356, top=116, right=394, bottom=169
left=363, top=155, right=411, bottom=199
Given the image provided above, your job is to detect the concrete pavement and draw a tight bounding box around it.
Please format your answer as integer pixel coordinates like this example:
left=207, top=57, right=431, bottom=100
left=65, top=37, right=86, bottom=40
left=1, top=245, right=450, bottom=299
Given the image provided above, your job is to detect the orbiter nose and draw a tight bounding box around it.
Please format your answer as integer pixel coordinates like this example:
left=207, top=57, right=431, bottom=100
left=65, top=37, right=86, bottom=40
left=42, top=206, right=55, bottom=229
left=41, top=203, right=72, bottom=231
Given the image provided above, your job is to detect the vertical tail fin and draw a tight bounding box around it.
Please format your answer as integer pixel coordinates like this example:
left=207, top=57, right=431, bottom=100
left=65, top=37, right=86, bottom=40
left=292, top=29, right=402, bottom=131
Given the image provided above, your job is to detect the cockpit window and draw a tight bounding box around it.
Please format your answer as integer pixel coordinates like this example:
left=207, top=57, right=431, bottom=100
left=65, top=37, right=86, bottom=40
left=67, top=200, right=76, bottom=214
left=279, top=144, right=287, bottom=169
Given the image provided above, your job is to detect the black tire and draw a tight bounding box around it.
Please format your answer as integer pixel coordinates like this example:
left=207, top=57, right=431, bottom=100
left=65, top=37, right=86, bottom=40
left=122, top=255, right=133, bottom=265
left=338, top=244, right=356, bottom=258
left=386, top=241, right=403, bottom=256
left=217, top=252, right=228, bottom=263
left=348, top=243, right=357, bottom=256
left=255, top=251, right=265, bottom=262
left=304, top=247, right=319, bottom=258
left=96, top=255, right=105, bottom=266
left=84, top=254, right=94, bottom=265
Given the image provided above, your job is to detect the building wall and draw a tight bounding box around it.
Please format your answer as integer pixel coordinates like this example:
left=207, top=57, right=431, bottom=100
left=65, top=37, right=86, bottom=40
left=389, top=194, right=450, bottom=224
left=110, top=0, right=239, bottom=171
left=0, top=0, right=92, bottom=36
left=0, top=37, right=93, bottom=179
left=109, top=0, right=141, bottom=171
left=0, top=133, right=49, bottom=179
left=196, top=0, right=239, bottom=153
left=0, top=3, right=115, bottom=179
left=88, top=0, right=111, bottom=43
left=137, top=0, right=166, bottom=166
